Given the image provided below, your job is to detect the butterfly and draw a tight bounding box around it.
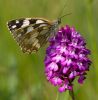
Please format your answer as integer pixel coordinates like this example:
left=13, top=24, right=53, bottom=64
left=7, top=17, right=62, bottom=54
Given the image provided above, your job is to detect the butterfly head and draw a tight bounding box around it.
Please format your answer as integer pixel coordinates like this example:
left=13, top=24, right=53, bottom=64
left=57, top=18, right=61, bottom=24
left=53, top=18, right=61, bottom=25
left=53, top=13, right=72, bottom=26
left=58, top=18, right=61, bottom=24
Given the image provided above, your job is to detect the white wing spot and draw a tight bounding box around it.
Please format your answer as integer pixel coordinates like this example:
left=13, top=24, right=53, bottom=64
left=27, top=27, right=34, bottom=33
left=33, top=39, right=38, bottom=46
left=36, top=20, right=44, bottom=24
left=16, top=20, right=19, bottom=23
left=36, top=43, right=40, bottom=48
left=17, top=34, right=21, bottom=37
left=22, top=20, right=30, bottom=28
left=12, top=25, right=16, bottom=28
left=39, top=24, right=47, bottom=27
left=27, top=49, right=31, bottom=52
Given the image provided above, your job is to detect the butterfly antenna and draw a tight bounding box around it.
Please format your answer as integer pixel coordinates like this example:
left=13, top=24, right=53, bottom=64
left=59, top=12, right=72, bottom=19
left=58, top=0, right=69, bottom=18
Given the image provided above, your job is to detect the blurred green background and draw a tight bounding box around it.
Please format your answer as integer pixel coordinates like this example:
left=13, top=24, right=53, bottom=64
left=0, top=0, right=98, bottom=100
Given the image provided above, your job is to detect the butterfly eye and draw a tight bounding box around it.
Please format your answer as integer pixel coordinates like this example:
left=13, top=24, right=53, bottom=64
left=58, top=18, right=61, bottom=24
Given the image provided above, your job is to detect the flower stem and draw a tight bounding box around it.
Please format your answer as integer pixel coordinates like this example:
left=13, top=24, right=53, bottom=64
left=69, top=89, right=75, bottom=100
left=56, top=91, right=59, bottom=100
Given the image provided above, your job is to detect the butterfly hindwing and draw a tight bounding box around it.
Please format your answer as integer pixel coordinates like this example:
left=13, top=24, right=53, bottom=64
left=21, top=26, right=50, bottom=53
left=7, top=18, right=52, bottom=53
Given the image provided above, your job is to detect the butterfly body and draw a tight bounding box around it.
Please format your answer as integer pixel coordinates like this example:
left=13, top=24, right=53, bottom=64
left=7, top=18, right=61, bottom=54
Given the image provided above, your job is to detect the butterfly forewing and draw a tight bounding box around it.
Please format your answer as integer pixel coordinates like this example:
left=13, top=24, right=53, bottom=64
left=7, top=18, right=52, bottom=54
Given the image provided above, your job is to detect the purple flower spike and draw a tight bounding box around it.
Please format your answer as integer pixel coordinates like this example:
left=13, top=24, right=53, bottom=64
left=44, top=25, right=91, bottom=92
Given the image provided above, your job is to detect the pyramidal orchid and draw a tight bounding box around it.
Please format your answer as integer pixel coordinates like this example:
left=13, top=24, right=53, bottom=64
left=44, top=25, right=91, bottom=92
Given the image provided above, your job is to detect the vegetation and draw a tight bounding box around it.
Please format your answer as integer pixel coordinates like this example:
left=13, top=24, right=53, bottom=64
left=0, top=0, right=97, bottom=100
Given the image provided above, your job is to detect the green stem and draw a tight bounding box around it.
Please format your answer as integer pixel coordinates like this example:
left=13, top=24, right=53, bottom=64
left=56, top=91, right=59, bottom=100
left=69, top=89, right=75, bottom=100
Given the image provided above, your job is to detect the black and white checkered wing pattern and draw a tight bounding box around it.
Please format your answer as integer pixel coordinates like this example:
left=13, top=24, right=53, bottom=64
left=7, top=18, right=52, bottom=54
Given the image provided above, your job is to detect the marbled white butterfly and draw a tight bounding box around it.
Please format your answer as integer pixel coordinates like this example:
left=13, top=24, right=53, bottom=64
left=7, top=2, right=70, bottom=54
left=7, top=14, right=71, bottom=54
left=7, top=18, right=61, bottom=54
